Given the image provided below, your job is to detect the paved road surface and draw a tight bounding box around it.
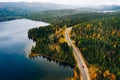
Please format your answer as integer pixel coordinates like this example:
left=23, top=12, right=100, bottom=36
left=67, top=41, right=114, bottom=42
left=65, top=27, right=91, bottom=80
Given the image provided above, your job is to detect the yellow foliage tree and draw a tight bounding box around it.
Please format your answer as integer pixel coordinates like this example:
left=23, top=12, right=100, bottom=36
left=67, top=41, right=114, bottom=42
left=114, top=44, right=116, bottom=48
left=86, top=24, right=91, bottom=29
left=99, top=22, right=102, bottom=26
left=103, top=70, right=110, bottom=78
left=110, top=74, right=116, bottom=80
left=103, top=70, right=116, bottom=80
left=97, top=34, right=101, bottom=38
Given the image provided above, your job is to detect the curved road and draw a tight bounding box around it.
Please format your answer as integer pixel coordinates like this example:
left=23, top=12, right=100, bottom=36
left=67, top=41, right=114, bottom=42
left=65, top=27, right=91, bottom=80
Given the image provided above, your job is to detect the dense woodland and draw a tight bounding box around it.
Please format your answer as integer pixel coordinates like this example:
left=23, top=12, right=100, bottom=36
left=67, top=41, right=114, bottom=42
left=25, top=11, right=120, bottom=27
left=71, top=16, right=120, bottom=80
left=28, top=25, right=76, bottom=66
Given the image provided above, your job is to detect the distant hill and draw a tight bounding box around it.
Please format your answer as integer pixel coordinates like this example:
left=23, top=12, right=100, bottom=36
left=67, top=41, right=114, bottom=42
left=0, top=2, right=72, bottom=17
left=0, top=2, right=120, bottom=22
left=0, top=2, right=120, bottom=16
left=0, top=2, right=70, bottom=11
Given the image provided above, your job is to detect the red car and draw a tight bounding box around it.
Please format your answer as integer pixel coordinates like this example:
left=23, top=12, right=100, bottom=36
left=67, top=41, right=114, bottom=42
left=82, top=65, right=84, bottom=68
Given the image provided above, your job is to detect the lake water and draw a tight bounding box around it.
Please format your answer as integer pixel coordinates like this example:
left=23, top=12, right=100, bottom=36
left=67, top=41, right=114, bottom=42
left=0, top=19, right=73, bottom=80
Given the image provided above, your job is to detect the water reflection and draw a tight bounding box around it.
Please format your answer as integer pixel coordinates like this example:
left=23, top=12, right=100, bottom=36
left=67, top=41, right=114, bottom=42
left=30, top=55, right=75, bottom=68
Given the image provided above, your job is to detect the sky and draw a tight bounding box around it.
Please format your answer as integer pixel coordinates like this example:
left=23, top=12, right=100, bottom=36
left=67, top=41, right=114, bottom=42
left=0, top=0, right=120, bottom=6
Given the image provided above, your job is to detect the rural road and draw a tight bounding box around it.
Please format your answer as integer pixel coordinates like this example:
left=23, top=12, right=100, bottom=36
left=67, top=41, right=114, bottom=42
left=65, top=27, right=91, bottom=80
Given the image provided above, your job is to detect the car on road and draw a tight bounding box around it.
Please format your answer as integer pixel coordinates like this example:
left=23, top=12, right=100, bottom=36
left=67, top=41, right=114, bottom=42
left=82, top=65, right=84, bottom=68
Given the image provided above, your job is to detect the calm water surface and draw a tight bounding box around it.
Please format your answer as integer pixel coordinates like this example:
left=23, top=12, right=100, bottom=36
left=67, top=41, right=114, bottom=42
left=0, top=19, right=73, bottom=80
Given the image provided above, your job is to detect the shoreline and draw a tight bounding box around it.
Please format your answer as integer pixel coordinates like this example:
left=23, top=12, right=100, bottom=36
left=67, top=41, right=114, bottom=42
left=29, top=53, right=75, bottom=68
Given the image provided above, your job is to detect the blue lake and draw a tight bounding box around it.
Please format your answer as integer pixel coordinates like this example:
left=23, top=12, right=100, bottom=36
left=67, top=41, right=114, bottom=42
left=0, top=19, right=73, bottom=80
